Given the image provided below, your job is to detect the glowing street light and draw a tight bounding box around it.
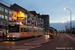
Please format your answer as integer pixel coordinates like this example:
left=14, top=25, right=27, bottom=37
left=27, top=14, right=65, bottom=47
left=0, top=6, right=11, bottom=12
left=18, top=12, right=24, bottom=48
left=63, top=17, right=68, bottom=33
left=62, top=21, right=65, bottom=23
left=64, top=8, right=72, bottom=34
left=64, top=8, right=67, bottom=10
left=63, top=17, right=68, bottom=27
left=62, top=21, right=67, bottom=33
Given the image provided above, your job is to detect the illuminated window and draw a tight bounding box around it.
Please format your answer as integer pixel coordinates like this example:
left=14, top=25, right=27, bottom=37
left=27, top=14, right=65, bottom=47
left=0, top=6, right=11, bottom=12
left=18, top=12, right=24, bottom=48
left=5, top=16, right=8, bottom=20
left=15, top=15, right=16, bottom=17
left=0, top=14, right=4, bottom=19
left=2, top=15, right=4, bottom=19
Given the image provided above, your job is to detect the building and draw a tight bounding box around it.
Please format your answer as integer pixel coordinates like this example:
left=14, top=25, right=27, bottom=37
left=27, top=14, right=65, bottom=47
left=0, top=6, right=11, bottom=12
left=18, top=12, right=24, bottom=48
left=29, top=11, right=38, bottom=27
left=10, top=4, right=45, bottom=28
left=0, top=3, right=16, bottom=35
left=38, top=14, right=49, bottom=32
left=10, top=3, right=27, bottom=25
left=11, top=10, right=17, bottom=21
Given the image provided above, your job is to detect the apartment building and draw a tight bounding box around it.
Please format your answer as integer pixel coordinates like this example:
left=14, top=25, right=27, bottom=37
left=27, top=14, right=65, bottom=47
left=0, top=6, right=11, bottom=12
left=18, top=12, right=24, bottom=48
left=38, top=14, right=49, bottom=32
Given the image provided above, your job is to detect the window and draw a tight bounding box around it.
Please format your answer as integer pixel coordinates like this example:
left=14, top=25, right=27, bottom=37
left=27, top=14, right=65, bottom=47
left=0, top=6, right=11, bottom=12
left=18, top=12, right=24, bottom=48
left=0, top=7, right=1, bottom=12
left=15, top=15, right=16, bottom=17
left=0, top=7, right=4, bottom=13
left=21, top=27, right=24, bottom=32
left=9, top=17, right=11, bottom=21
left=30, top=28, right=32, bottom=32
left=0, top=14, right=4, bottom=19
left=2, top=7, right=4, bottom=13
left=34, top=29, right=38, bottom=33
left=0, top=22, right=3, bottom=25
left=12, top=13, right=13, bottom=16
left=5, top=23, right=8, bottom=26
left=5, top=16, right=8, bottom=20
left=0, top=14, right=2, bottom=18
left=5, top=9, right=8, bottom=14
left=24, top=28, right=29, bottom=32
left=2, top=15, right=4, bottom=19
left=9, top=25, right=19, bottom=32
left=9, top=11, right=11, bottom=16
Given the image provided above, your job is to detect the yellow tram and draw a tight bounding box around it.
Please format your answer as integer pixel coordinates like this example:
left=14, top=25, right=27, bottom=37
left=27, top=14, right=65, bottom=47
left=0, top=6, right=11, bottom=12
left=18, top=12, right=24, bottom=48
left=7, top=21, right=43, bottom=40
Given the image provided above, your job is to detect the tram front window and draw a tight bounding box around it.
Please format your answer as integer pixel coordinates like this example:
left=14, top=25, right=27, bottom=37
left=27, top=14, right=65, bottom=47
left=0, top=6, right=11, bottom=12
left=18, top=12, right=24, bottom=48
left=9, top=25, right=19, bottom=32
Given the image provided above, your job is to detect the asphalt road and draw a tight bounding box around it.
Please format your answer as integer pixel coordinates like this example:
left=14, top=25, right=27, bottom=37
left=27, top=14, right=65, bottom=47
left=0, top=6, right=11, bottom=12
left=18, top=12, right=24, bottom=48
left=0, top=36, right=44, bottom=50
left=31, top=33, right=75, bottom=50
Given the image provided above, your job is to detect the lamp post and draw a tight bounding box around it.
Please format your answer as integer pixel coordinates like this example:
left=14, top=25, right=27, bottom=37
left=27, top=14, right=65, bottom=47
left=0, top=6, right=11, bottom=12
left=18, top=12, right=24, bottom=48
left=64, top=8, right=72, bottom=34
left=62, top=21, right=66, bottom=33
left=63, top=17, right=68, bottom=33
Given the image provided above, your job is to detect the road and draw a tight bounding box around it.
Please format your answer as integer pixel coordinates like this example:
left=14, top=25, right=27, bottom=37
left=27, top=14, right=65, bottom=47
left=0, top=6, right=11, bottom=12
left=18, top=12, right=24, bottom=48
left=0, top=33, right=75, bottom=50
left=31, top=33, right=75, bottom=50
left=0, top=36, right=44, bottom=50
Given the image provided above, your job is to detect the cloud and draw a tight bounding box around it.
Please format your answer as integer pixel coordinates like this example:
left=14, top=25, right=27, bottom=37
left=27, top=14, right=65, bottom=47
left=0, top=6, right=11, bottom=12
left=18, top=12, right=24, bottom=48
left=1, top=0, right=75, bottom=23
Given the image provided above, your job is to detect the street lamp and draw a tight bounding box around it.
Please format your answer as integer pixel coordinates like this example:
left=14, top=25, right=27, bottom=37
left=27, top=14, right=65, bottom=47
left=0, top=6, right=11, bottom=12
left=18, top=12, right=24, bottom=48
left=64, top=8, right=72, bottom=34
left=63, top=18, right=68, bottom=28
left=63, top=17, right=68, bottom=33
left=62, top=21, right=66, bottom=33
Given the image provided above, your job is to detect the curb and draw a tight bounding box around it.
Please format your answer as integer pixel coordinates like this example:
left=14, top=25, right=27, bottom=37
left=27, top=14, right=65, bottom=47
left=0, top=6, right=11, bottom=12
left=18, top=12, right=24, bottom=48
left=65, top=34, right=75, bottom=42
left=0, top=39, right=6, bottom=42
left=41, top=37, right=57, bottom=45
left=0, top=40, right=6, bottom=42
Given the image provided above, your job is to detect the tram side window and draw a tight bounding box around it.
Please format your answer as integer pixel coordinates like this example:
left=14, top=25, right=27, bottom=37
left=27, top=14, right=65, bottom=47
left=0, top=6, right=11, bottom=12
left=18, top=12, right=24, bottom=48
left=21, top=27, right=23, bottom=32
left=24, top=28, right=29, bottom=32
left=26, top=28, right=29, bottom=32
left=30, top=28, right=32, bottom=32
left=34, top=29, right=38, bottom=33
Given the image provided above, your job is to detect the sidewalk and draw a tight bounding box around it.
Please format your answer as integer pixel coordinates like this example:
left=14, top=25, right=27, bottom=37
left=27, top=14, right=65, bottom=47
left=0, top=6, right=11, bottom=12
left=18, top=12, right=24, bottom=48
left=0, top=38, right=6, bottom=42
left=66, top=33, right=75, bottom=37
left=65, top=34, right=75, bottom=42
left=25, top=34, right=58, bottom=46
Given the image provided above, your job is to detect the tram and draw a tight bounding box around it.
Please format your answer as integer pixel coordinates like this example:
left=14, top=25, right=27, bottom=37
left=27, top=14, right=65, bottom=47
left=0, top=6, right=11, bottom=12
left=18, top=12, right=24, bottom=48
left=48, top=27, right=57, bottom=39
left=7, top=21, right=43, bottom=40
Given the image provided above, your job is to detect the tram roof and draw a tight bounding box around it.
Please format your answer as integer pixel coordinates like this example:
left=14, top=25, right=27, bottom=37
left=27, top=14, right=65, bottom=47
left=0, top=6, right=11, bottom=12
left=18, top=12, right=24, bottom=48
left=9, top=21, right=23, bottom=25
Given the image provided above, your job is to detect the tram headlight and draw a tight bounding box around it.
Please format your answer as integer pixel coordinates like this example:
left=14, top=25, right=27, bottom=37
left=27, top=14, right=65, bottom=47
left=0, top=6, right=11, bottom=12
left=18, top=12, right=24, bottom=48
left=7, top=36, right=9, bottom=37
left=13, top=39, right=15, bottom=40
left=7, top=39, right=9, bottom=40
left=13, top=36, right=15, bottom=37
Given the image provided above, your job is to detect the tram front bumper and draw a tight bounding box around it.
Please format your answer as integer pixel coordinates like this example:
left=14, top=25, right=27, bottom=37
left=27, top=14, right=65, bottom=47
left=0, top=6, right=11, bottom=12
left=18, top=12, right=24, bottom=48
left=7, top=37, right=19, bottom=40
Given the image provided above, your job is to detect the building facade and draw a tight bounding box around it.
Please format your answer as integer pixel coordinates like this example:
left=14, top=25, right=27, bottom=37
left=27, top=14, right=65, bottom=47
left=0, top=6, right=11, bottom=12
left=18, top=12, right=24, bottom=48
left=10, top=4, right=44, bottom=28
left=0, top=3, right=47, bottom=36
left=38, top=14, right=49, bottom=32
left=0, top=3, right=15, bottom=35
left=10, top=3, right=28, bottom=25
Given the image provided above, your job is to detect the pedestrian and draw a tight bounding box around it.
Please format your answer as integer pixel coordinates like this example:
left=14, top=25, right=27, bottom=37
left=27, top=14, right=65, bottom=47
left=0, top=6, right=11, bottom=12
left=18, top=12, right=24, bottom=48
left=2, top=32, right=5, bottom=39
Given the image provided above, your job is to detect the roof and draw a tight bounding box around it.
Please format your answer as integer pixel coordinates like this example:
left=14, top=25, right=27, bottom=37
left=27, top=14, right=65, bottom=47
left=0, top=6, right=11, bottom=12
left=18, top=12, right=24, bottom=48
left=10, top=3, right=28, bottom=13
left=0, top=3, right=12, bottom=10
left=29, top=11, right=37, bottom=16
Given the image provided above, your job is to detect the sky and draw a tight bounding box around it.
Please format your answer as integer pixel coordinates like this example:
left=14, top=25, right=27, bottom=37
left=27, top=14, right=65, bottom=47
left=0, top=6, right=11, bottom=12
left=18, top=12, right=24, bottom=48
left=0, top=0, right=75, bottom=23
